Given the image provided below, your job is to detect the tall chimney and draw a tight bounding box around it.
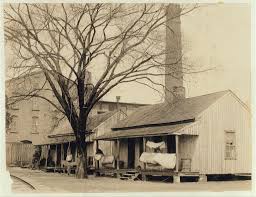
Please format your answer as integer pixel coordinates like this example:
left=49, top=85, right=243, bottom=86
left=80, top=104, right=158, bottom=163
left=165, top=4, right=184, bottom=103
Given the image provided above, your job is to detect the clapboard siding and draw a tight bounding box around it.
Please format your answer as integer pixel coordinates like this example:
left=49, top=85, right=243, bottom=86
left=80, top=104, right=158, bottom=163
left=89, top=111, right=127, bottom=157
left=6, top=143, right=34, bottom=166
left=198, top=92, right=251, bottom=174
left=178, top=121, right=200, bottom=135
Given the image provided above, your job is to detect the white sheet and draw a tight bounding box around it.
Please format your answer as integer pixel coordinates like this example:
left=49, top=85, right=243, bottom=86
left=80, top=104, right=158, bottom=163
left=101, top=155, right=115, bottom=165
left=139, top=152, right=176, bottom=169
left=153, top=153, right=176, bottom=169
left=139, top=152, right=158, bottom=164
left=146, top=141, right=166, bottom=149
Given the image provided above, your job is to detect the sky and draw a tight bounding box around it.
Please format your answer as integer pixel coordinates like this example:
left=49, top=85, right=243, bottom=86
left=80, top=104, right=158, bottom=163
left=103, top=3, right=251, bottom=106
left=4, top=3, right=251, bottom=106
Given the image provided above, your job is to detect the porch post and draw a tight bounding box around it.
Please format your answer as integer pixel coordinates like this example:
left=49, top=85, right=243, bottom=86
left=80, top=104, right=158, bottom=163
left=45, top=145, right=49, bottom=169
left=75, top=144, right=78, bottom=162
left=143, top=137, right=146, bottom=170
left=173, top=135, right=180, bottom=183
left=60, top=144, right=63, bottom=168
left=142, top=137, right=147, bottom=181
left=60, top=144, right=64, bottom=161
left=116, top=139, right=120, bottom=170
left=54, top=144, right=57, bottom=172
left=61, top=144, right=64, bottom=173
left=175, top=135, right=179, bottom=172
left=95, top=140, right=99, bottom=170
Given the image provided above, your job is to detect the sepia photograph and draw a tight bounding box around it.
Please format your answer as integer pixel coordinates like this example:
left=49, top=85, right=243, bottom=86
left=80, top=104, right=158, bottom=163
left=0, top=1, right=253, bottom=194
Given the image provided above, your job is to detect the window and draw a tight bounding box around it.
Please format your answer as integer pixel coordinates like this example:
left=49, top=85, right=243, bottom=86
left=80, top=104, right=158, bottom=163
left=11, top=102, right=19, bottom=110
left=32, top=116, right=39, bottom=134
left=32, top=98, right=39, bottom=111
left=225, top=130, right=236, bottom=160
left=10, top=115, right=18, bottom=133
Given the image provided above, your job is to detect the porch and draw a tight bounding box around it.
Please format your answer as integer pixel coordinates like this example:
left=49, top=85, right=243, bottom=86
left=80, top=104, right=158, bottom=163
left=40, top=142, right=77, bottom=173
left=94, top=132, right=200, bottom=182
left=40, top=143, right=95, bottom=174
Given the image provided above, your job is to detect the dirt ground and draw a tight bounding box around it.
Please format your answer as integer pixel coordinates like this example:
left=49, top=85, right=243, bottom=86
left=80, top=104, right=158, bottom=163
left=9, top=167, right=251, bottom=193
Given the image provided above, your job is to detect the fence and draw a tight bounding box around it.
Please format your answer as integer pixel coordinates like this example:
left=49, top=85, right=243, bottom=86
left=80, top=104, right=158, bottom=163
left=6, top=143, right=35, bottom=166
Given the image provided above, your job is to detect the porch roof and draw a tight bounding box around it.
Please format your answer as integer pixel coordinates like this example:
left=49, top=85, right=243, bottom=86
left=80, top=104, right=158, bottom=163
left=95, top=121, right=199, bottom=140
left=32, top=134, right=76, bottom=145
left=33, top=111, right=116, bottom=145
left=48, top=111, right=116, bottom=138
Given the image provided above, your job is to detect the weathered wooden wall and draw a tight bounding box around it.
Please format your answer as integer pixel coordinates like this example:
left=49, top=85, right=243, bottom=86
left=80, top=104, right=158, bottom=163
left=92, top=112, right=126, bottom=157
left=198, top=92, right=251, bottom=174
left=6, top=143, right=34, bottom=166
left=90, top=111, right=127, bottom=168
left=179, top=135, right=199, bottom=172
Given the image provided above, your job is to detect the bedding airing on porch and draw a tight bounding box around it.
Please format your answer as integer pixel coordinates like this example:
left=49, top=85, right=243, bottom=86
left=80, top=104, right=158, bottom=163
left=139, top=152, right=176, bottom=169
left=139, top=152, right=158, bottom=164
left=101, top=155, right=115, bottom=165
left=153, top=153, right=176, bottom=169
left=146, top=141, right=166, bottom=149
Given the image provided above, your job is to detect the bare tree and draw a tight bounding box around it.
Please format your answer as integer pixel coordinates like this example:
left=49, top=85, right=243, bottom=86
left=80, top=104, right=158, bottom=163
left=5, top=96, right=12, bottom=131
left=4, top=3, right=199, bottom=178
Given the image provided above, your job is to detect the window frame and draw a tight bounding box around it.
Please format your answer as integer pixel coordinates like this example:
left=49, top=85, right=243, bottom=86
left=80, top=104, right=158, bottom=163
left=32, top=116, right=39, bottom=134
left=32, top=97, right=40, bottom=111
left=224, top=130, right=237, bottom=160
left=10, top=115, right=18, bottom=133
left=10, top=102, right=19, bottom=110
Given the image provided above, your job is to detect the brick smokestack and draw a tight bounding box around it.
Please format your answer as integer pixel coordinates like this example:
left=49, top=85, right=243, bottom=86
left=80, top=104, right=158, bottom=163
left=165, top=4, right=185, bottom=103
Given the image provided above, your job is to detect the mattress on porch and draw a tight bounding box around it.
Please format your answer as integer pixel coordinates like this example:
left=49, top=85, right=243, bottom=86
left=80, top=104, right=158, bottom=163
left=139, top=152, right=176, bottom=169
left=102, top=155, right=115, bottom=165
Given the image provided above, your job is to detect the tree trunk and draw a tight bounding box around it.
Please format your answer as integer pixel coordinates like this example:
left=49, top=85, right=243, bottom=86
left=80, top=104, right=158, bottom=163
left=75, top=138, right=88, bottom=179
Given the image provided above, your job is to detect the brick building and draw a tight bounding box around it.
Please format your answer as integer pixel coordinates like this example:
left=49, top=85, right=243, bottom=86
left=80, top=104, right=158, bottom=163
left=5, top=71, right=146, bottom=145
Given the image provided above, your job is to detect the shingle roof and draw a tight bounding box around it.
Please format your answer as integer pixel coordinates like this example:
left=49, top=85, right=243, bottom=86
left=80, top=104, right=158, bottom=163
left=33, top=134, right=76, bottom=145
left=48, top=111, right=116, bottom=138
left=113, top=90, right=229, bottom=130
left=33, top=111, right=116, bottom=145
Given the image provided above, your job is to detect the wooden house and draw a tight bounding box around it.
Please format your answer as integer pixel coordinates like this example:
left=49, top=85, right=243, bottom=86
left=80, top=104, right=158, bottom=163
left=95, top=90, right=251, bottom=182
left=32, top=110, right=127, bottom=173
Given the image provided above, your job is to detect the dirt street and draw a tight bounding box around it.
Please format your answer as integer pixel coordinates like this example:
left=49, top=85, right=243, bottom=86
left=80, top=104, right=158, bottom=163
left=9, top=167, right=251, bottom=193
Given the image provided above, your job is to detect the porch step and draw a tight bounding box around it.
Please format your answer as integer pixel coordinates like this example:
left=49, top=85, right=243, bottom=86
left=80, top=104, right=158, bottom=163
left=104, top=172, right=115, bottom=177
left=120, top=170, right=140, bottom=181
left=123, top=173, right=133, bottom=177
left=126, top=170, right=138, bottom=174
left=120, top=177, right=129, bottom=180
